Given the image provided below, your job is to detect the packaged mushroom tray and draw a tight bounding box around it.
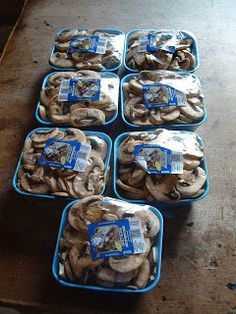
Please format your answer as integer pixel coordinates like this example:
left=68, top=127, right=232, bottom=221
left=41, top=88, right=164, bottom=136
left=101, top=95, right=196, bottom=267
left=52, top=196, right=163, bottom=292
left=125, top=29, right=199, bottom=72
left=121, top=70, right=206, bottom=130
left=13, top=128, right=112, bottom=199
left=36, top=70, right=119, bottom=127
left=114, top=129, right=209, bottom=205
left=49, top=28, right=125, bottom=71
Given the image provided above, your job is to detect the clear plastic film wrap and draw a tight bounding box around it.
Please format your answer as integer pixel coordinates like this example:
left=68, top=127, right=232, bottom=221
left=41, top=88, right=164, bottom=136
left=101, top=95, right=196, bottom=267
left=55, top=196, right=163, bottom=291
left=38, top=71, right=119, bottom=127
left=116, top=129, right=208, bottom=202
left=14, top=127, right=111, bottom=199
left=123, top=70, right=205, bottom=126
left=126, top=29, right=198, bottom=71
left=49, top=28, right=125, bottom=71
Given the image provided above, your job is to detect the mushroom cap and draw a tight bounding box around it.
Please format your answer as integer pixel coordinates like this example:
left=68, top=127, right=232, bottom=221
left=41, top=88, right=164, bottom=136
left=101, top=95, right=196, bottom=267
left=109, top=238, right=151, bottom=273
left=176, top=167, right=207, bottom=197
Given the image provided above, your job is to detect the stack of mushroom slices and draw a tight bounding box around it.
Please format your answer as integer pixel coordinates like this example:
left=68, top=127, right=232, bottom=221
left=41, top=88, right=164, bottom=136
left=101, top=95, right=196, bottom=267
left=124, top=70, right=205, bottom=126
left=17, top=128, right=108, bottom=198
left=39, top=70, right=117, bottom=127
left=117, top=129, right=207, bottom=202
left=59, top=196, right=160, bottom=290
left=126, top=30, right=196, bottom=71
left=50, top=29, right=124, bottom=70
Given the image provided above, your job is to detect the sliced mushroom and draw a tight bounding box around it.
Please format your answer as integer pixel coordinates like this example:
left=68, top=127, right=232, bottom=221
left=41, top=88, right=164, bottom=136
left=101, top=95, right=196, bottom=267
left=109, top=238, right=151, bottom=273
left=69, top=243, right=103, bottom=277
left=135, top=210, right=160, bottom=238
left=50, top=52, right=74, bottom=68
left=132, top=259, right=150, bottom=289
left=176, top=167, right=207, bottom=197
left=70, top=108, right=105, bottom=127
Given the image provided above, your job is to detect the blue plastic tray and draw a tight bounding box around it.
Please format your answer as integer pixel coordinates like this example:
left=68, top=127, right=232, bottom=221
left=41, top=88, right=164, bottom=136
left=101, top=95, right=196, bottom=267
left=49, top=28, right=125, bottom=72
left=120, top=72, right=207, bottom=131
left=113, top=130, right=210, bottom=207
left=52, top=197, right=163, bottom=293
left=35, top=71, right=120, bottom=128
left=12, top=127, right=112, bottom=200
left=124, top=29, right=200, bottom=73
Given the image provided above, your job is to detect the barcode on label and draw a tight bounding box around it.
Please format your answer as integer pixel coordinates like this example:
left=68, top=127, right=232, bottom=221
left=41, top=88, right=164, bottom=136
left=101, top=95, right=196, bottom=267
left=74, top=143, right=91, bottom=172
left=171, top=152, right=183, bottom=174
left=129, top=218, right=146, bottom=254
left=96, top=37, right=108, bottom=54
left=58, top=80, right=70, bottom=101
left=138, top=36, right=148, bottom=52
left=172, top=153, right=182, bottom=162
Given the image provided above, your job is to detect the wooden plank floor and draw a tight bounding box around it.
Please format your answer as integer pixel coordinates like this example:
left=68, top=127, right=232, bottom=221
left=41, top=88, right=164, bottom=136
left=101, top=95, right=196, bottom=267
left=0, top=0, right=235, bottom=313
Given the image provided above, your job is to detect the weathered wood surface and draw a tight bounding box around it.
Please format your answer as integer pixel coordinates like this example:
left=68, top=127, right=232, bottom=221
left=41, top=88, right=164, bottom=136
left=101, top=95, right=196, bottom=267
left=0, top=0, right=235, bottom=313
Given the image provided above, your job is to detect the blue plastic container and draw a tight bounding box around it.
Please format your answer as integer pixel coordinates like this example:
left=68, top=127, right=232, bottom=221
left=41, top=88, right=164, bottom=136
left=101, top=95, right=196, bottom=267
left=35, top=71, right=120, bottom=128
left=124, top=29, right=200, bottom=73
left=52, top=197, right=163, bottom=293
left=120, top=72, right=207, bottom=131
left=12, top=127, right=112, bottom=200
left=113, top=130, right=209, bottom=207
left=49, top=28, right=125, bottom=72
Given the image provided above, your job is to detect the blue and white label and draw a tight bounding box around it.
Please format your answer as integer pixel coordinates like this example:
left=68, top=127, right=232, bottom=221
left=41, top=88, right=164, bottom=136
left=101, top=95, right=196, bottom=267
left=58, top=78, right=101, bottom=102
left=143, top=84, right=186, bottom=108
left=138, top=31, right=184, bottom=53
left=89, top=218, right=145, bottom=260
left=68, top=35, right=108, bottom=54
left=134, top=144, right=183, bottom=174
left=38, top=138, right=91, bottom=172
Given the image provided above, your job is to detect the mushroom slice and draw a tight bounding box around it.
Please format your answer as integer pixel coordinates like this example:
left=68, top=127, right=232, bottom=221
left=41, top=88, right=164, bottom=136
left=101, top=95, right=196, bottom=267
left=55, top=41, right=70, bottom=52
left=48, top=72, right=75, bottom=87
left=22, top=152, right=40, bottom=165
left=95, top=267, right=136, bottom=287
left=63, top=128, right=87, bottom=142
left=68, top=196, right=104, bottom=232
left=75, top=70, right=101, bottom=79
left=135, top=209, right=160, bottom=238
left=44, top=175, right=59, bottom=192
left=128, top=167, right=147, bottom=186
left=182, top=50, right=195, bottom=69
left=161, top=108, right=180, bottom=121
left=176, top=167, right=206, bottom=197
left=69, top=243, right=103, bottom=278
left=129, top=79, right=143, bottom=94
left=109, top=238, right=151, bottom=273
left=183, top=155, right=201, bottom=170
left=149, top=110, right=164, bottom=125
left=73, top=157, right=104, bottom=198
left=116, top=179, right=145, bottom=198
left=102, top=213, right=118, bottom=221
left=70, top=108, right=105, bottom=127
left=180, top=102, right=204, bottom=120
left=20, top=173, right=50, bottom=194
left=40, top=86, right=59, bottom=107
left=50, top=52, right=74, bottom=68
left=56, top=29, right=79, bottom=42
left=145, top=175, right=178, bottom=202
left=87, top=136, right=108, bottom=161
left=61, top=224, right=88, bottom=249
left=132, top=258, right=150, bottom=289
left=31, top=128, right=60, bottom=144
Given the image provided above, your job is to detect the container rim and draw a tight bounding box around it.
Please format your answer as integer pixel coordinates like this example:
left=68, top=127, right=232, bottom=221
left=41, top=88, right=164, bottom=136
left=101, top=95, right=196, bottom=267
left=52, top=197, right=164, bottom=293
left=35, top=71, right=120, bottom=127
left=12, top=127, right=112, bottom=200
left=113, top=129, right=210, bottom=206
left=120, top=71, right=207, bottom=130
left=123, top=29, right=200, bottom=73
left=49, top=27, right=125, bottom=72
